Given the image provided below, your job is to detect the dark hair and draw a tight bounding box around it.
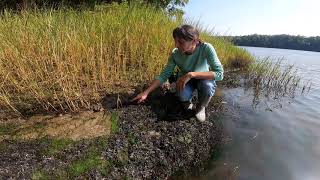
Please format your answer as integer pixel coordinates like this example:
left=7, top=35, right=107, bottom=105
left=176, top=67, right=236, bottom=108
left=172, top=24, right=200, bottom=42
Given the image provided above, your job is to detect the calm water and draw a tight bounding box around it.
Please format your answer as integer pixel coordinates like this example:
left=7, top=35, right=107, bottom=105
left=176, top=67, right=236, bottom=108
left=202, top=47, right=320, bottom=180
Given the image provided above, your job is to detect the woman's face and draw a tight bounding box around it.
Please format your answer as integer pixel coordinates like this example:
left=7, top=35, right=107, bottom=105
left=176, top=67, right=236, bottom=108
left=174, top=38, right=197, bottom=54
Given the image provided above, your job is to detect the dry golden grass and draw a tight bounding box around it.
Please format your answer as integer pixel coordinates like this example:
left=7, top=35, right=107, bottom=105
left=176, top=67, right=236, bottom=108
left=0, top=3, right=253, bottom=115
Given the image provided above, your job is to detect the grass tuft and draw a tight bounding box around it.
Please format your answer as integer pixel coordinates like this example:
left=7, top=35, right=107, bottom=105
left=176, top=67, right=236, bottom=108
left=244, top=57, right=309, bottom=106
left=110, top=111, right=119, bottom=134
left=40, top=137, right=74, bottom=155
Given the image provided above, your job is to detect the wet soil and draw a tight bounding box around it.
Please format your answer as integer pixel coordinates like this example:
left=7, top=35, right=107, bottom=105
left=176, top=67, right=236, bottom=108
left=103, top=94, right=223, bottom=179
left=0, top=72, right=242, bottom=179
left=0, top=111, right=111, bottom=142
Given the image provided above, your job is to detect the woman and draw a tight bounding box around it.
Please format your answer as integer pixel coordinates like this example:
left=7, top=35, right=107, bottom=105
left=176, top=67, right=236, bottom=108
left=132, top=24, right=224, bottom=122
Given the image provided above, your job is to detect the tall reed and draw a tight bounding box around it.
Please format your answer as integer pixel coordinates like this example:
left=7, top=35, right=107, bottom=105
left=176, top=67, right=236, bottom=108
left=244, top=57, right=311, bottom=106
left=0, top=3, right=253, bottom=115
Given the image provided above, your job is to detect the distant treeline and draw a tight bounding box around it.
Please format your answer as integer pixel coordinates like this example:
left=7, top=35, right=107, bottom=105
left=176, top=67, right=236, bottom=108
left=225, top=34, right=320, bottom=52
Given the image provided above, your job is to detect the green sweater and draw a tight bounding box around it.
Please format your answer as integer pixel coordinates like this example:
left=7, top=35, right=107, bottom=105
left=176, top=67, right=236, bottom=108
left=155, top=42, right=224, bottom=84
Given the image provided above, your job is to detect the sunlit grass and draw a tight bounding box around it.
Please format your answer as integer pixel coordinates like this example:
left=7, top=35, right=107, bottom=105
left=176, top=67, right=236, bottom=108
left=0, top=3, right=253, bottom=115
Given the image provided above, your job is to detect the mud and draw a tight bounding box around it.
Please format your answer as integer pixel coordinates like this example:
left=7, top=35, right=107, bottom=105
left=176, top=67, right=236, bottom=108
left=104, top=104, right=222, bottom=179
left=0, top=79, right=232, bottom=179
left=0, top=111, right=111, bottom=141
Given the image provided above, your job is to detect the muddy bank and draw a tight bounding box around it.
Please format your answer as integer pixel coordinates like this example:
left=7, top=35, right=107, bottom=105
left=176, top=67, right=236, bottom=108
left=104, top=103, right=222, bottom=179
left=0, top=86, right=225, bottom=179
left=0, top=68, right=248, bottom=179
left=0, top=111, right=111, bottom=142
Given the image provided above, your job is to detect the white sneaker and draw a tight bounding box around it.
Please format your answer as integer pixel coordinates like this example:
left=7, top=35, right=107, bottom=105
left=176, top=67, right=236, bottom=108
left=187, top=103, right=195, bottom=110
left=182, top=101, right=195, bottom=111
left=195, top=107, right=206, bottom=122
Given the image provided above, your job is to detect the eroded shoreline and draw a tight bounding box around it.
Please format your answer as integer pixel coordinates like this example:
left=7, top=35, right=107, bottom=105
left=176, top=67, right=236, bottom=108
left=0, top=72, right=242, bottom=179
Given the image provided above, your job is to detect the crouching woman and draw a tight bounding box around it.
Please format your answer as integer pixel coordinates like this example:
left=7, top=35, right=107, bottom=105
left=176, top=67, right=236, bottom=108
left=132, top=24, right=224, bottom=122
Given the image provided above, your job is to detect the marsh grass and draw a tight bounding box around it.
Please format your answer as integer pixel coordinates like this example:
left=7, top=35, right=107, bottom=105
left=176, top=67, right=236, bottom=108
left=0, top=3, right=253, bottom=116
left=244, top=57, right=311, bottom=106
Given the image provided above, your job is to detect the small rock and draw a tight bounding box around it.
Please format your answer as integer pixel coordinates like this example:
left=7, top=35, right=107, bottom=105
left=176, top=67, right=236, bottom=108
left=148, top=131, right=161, bottom=138
left=92, top=103, right=103, bottom=112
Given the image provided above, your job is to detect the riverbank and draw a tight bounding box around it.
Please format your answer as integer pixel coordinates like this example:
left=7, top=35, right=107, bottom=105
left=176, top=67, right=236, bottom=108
left=0, top=72, right=244, bottom=179
left=1, top=3, right=290, bottom=179
left=0, top=84, right=227, bottom=179
left=0, top=63, right=306, bottom=179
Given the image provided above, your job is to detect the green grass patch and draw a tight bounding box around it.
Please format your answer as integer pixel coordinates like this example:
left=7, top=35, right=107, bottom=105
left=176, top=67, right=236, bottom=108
left=0, top=123, right=17, bottom=135
left=128, top=132, right=137, bottom=144
left=39, top=137, right=74, bottom=156
left=48, top=138, right=74, bottom=155
left=31, top=170, right=50, bottom=180
left=33, top=136, right=109, bottom=178
left=67, top=137, right=110, bottom=177
left=0, top=140, right=9, bottom=152
left=67, top=154, right=110, bottom=178
left=110, top=112, right=119, bottom=134
left=33, top=122, right=47, bottom=130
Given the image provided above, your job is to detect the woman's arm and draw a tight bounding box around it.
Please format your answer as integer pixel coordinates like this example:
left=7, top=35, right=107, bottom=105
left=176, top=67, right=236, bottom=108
left=132, top=50, right=177, bottom=103
left=131, top=79, right=161, bottom=103
left=176, top=71, right=214, bottom=92
left=144, top=79, right=161, bottom=95
left=188, top=71, right=215, bottom=80
left=204, top=43, right=224, bottom=81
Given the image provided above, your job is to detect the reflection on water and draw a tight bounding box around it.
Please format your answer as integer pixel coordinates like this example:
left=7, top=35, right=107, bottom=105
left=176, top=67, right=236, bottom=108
left=201, top=47, right=320, bottom=180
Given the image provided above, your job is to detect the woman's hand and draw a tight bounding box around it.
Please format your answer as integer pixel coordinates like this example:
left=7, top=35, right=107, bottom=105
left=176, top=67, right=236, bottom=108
left=130, top=79, right=161, bottom=104
left=131, top=91, right=149, bottom=103
left=177, top=72, right=193, bottom=92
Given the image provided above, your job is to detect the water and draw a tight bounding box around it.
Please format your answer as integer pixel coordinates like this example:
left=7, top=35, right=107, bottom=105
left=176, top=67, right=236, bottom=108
left=202, top=47, right=320, bottom=180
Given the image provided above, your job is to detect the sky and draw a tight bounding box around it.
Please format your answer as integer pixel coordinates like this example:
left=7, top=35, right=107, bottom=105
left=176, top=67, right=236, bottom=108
left=183, top=0, right=320, bottom=37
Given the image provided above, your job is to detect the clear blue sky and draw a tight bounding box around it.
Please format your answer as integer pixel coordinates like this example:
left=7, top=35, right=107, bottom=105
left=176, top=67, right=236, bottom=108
left=183, top=0, right=319, bottom=36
